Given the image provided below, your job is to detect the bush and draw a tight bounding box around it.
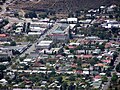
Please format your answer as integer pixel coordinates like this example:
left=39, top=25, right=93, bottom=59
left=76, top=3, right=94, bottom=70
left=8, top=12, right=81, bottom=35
left=0, top=65, right=6, bottom=70
left=10, top=41, right=16, bottom=46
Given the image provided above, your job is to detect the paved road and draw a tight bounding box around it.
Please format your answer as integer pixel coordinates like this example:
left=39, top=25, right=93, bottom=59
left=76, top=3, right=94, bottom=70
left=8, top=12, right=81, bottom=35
left=102, top=52, right=120, bottom=90
left=19, top=23, right=59, bottom=58
left=114, top=54, right=120, bottom=71
left=102, top=77, right=111, bottom=90
left=7, top=23, right=59, bottom=70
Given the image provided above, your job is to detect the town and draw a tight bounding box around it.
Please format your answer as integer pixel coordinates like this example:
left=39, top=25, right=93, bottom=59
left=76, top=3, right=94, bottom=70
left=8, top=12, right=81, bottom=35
left=0, top=0, right=120, bottom=90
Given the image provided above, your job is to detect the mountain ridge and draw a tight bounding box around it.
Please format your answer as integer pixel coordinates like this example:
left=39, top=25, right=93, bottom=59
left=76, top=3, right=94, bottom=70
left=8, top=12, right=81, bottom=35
left=10, top=0, right=120, bottom=13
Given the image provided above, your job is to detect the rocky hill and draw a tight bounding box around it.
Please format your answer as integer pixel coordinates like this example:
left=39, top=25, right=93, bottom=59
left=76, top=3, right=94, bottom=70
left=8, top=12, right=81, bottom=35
left=10, top=0, right=120, bottom=13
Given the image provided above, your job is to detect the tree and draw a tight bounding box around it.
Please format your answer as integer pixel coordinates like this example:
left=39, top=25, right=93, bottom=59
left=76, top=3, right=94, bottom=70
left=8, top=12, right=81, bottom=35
left=111, top=73, right=118, bottom=84
left=69, top=75, right=75, bottom=81
left=111, top=27, right=119, bottom=34
left=3, top=43, right=9, bottom=46
left=10, top=41, right=16, bottom=46
left=49, top=69, right=56, bottom=77
left=69, top=29, right=73, bottom=39
left=116, top=63, right=120, bottom=72
left=39, top=13, right=47, bottom=19
left=98, top=44, right=105, bottom=51
left=68, top=83, right=75, bottom=90
left=0, top=65, right=6, bottom=70
left=2, top=0, right=6, bottom=3
left=26, top=22, right=30, bottom=33
left=109, top=15, right=113, bottom=19
left=24, top=12, right=37, bottom=18
left=14, top=12, right=19, bottom=17
left=74, top=55, right=77, bottom=60
left=70, top=49, right=74, bottom=54
left=57, top=76, right=63, bottom=83
left=61, top=82, right=68, bottom=90
left=101, top=76, right=108, bottom=82
left=115, top=87, right=118, bottom=90
left=19, top=82, right=25, bottom=88
left=113, top=52, right=118, bottom=61
left=0, top=71, right=4, bottom=79
left=68, top=13, right=74, bottom=18
left=89, top=58, right=96, bottom=66
left=64, top=46, right=69, bottom=50
left=22, top=22, right=26, bottom=32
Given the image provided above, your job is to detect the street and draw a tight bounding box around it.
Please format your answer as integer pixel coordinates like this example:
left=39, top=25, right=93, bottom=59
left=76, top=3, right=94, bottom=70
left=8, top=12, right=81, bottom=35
left=102, top=53, right=120, bottom=90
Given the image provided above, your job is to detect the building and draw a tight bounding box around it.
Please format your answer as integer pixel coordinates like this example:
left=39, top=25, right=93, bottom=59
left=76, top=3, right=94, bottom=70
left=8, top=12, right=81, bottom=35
left=67, top=18, right=78, bottom=23
left=36, top=40, right=53, bottom=50
left=48, top=24, right=70, bottom=42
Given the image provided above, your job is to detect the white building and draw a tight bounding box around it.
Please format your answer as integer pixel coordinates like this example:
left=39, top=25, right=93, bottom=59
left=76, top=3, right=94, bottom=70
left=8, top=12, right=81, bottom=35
left=67, top=18, right=78, bottom=23
left=36, top=40, right=53, bottom=50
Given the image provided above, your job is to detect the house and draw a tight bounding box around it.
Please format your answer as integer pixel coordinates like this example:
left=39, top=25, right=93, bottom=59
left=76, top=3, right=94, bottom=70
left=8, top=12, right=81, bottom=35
left=0, top=34, right=7, bottom=37
left=0, top=79, right=7, bottom=86
left=39, top=49, right=53, bottom=54
left=93, top=49, right=101, bottom=55
left=85, top=36, right=100, bottom=40
left=29, top=52, right=39, bottom=59
left=67, top=18, right=78, bottom=23
left=102, top=20, right=120, bottom=29
left=0, top=50, right=11, bottom=58
left=92, top=81, right=102, bottom=89
left=58, top=19, right=67, bottom=23
left=15, top=23, right=24, bottom=33
left=82, top=70, right=89, bottom=75
left=79, top=19, right=92, bottom=24
left=28, top=32, right=42, bottom=35
left=30, top=21, right=52, bottom=29
left=23, top=58, right=32, bottom=63
left=0, top=34, right=12, bottom=44
left=76, top=55, right=93, bottom=59
left=51, top=48, right=63, bottom=54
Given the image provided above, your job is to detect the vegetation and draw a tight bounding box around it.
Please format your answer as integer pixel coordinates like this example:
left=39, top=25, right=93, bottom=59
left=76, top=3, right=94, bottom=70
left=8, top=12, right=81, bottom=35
left=24, top=11, right=37, bottom=18
left=116, top=63, right=120, bottom=73
left=9, top=0, right=120, bottom=14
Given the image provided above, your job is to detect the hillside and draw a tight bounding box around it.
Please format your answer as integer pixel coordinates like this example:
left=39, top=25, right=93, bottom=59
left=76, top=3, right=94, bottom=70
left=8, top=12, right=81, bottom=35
left=9, top=0, right=120, bottom=13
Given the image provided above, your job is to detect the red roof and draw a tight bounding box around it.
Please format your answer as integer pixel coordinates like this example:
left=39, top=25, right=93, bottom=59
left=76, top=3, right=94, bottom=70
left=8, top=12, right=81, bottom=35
left=94, top=75, right=101, bottom=79
left=76, top=70, right=83, bottom=74
left=71, top=64, right=77, bottom=68
left=76, top=55, right=93, bottom=59
left=105, top=43, right=112, bottom=48
left=102, top=60, right=111, bottom=63
left=68, top=45, right=76, bottom=49
left=0, top=34, right=7, bottom=37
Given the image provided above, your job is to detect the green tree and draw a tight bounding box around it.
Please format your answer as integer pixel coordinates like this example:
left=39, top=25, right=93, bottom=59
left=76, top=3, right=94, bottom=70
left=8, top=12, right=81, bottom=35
left=98, top=44, right=105, bottom=51
left=24, top=11, right=37, bottom=18
left=0, top=65, right=6, bottom=70
left=39, top=13, right=47, bottom=19
left=69, top=75, right=75, bottom=81
left=116, top=63, right=120, bottom=73
left=101, top=76, right=108, bottom=82
left=56, top=76, right=63, bottom=83
left=3, top=43, right=9, bottom=46
left=10, top=41, right=16, bottom=46
left=70, top=49, right=74, bottom=54
left=61, top=82, right=68, bottom=90
left=111, top=73, right=118, bottom=84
